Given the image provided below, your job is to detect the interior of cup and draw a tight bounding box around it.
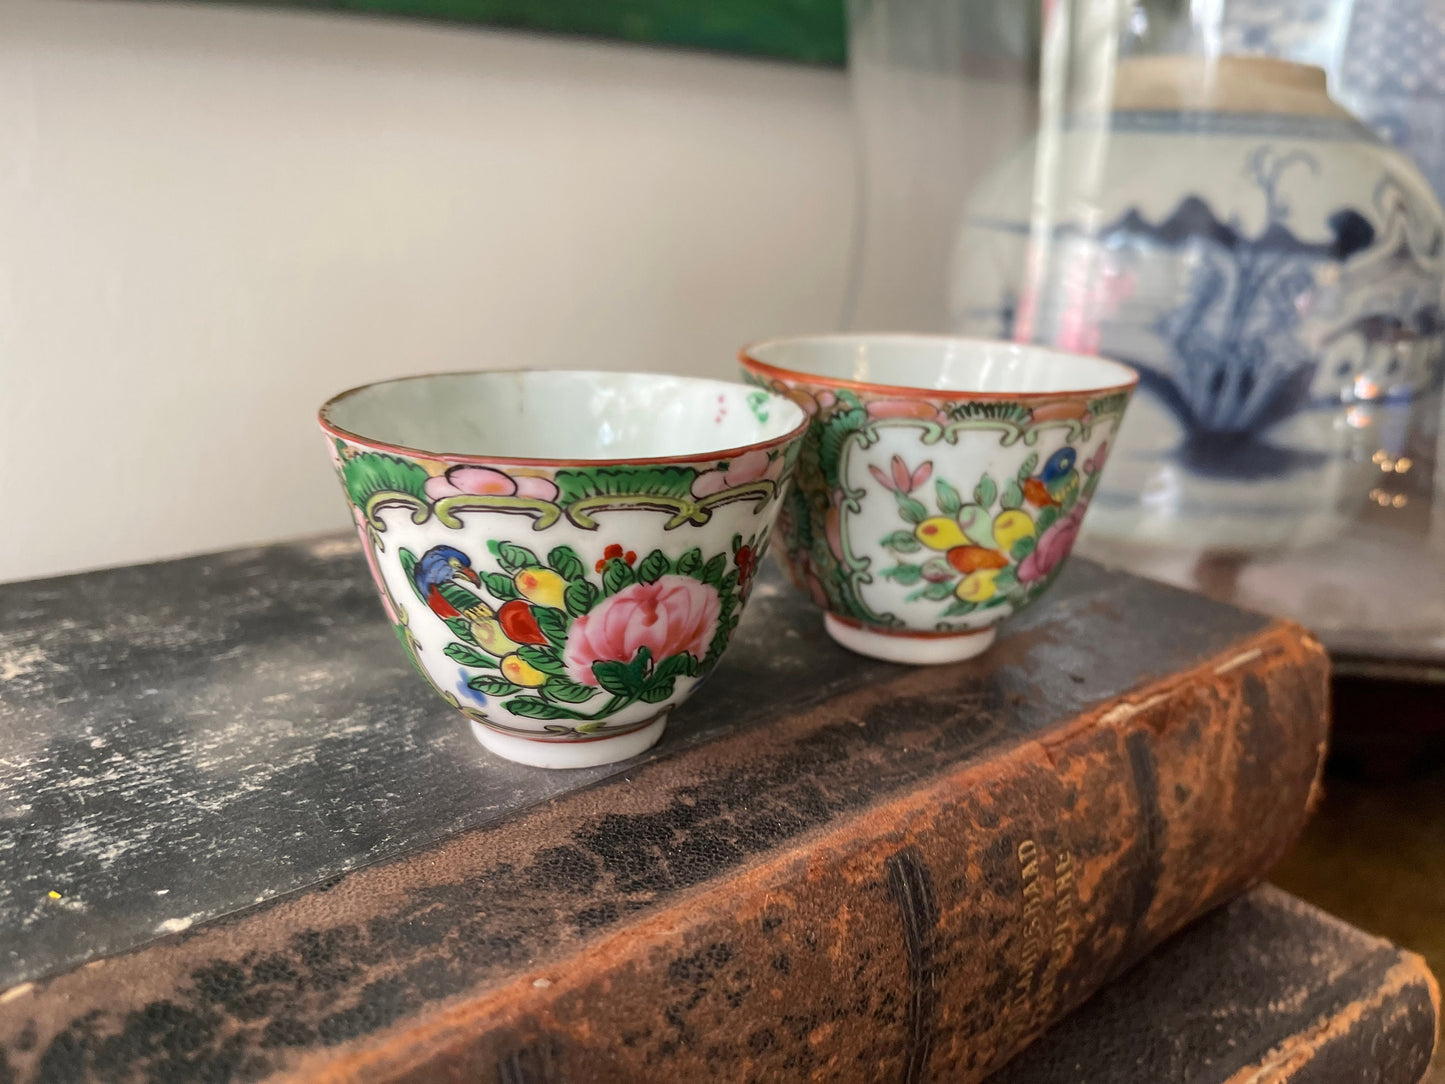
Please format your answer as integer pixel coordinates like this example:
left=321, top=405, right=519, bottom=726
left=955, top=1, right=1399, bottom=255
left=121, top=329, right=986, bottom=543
left=745, top=335, right=1136, bottom=396
left=322, top=370, right=805, bottom=461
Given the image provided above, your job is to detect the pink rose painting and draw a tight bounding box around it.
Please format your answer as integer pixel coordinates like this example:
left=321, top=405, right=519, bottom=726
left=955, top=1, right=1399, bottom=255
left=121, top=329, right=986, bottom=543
left=866, top=399, right=942, bottom=422
left=691, top=449, right=782, bottom=498
left=564, top=575, right=720, bottom=685
left=425, top=465, right=559, bottom=503
left=1017, top=504, right=1087, bottom=583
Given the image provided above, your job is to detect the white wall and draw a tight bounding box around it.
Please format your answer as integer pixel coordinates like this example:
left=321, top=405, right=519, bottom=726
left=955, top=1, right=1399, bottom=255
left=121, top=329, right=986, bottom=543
left=0, top=0, right=855, bottom=582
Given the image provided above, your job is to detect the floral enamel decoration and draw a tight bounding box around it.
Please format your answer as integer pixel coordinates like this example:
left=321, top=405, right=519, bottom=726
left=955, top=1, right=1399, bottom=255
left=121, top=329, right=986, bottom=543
left=739, top=335, right=1136, bottom=664
left=319, top=370, right=808, bottom=767
left=391, top=532, right=761, bottom=735
left=744, top=378, right=1128, bottom=634
left=333, top=439, right=789, bottom=739
left=873, top=442, right=1110, bottom=620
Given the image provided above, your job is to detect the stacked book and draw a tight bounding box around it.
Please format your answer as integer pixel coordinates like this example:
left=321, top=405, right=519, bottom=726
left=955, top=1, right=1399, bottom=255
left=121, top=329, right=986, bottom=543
left=0, top=535, right=1436, bottom=1081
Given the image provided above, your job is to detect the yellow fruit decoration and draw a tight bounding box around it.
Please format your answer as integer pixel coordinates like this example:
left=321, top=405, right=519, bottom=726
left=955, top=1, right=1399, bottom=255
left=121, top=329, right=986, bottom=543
left=500, top=653, right=549, bottom=688
left=915, top=517, right=968, bottom=551
left=992, top=510, right=1036, bottom=552
left=956, top=569, right=1000, bottom=602
left=473, top=617, right=519, bottom=657
left=514, top=567, right=568, bottom=609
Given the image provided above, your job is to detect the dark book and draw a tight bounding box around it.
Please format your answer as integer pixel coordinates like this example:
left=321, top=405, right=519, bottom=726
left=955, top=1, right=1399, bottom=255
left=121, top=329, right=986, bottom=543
left=0, top=534, right=1328, bottom=1082
left=999, top=884, right=1440, bottom=1084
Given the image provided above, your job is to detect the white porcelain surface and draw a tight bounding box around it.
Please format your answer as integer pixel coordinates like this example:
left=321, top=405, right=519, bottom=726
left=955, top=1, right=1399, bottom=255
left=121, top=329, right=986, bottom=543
left=824, top=615, right=996, bottom=665
left=743, top=336, right=1135, bottom=665
left=321, top=370, right=808, bottom=768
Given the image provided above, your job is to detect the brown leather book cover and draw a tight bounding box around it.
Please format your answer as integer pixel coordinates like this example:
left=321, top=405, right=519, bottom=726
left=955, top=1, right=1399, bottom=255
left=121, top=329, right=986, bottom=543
left=0, top=538, right=1328, bottom=1082
left=1000, top=884, right=1440, bottom=1084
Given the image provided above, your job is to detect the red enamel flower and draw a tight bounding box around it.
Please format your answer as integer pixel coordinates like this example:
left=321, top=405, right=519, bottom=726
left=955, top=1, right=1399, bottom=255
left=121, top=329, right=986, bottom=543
left=594, top=543, right=638, bottom=573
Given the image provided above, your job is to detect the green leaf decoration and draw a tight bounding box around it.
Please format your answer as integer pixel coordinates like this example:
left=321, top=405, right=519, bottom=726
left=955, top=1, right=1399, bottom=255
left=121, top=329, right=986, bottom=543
left=1089, top=390, right=1130, bottom=417
left=444, top=643, right=497, bottom=668
left=564, top=579, right=599, bottom=618
left=479, top=571, right=520, bottom=602
left=817, top=407, right=867, bottom=488
left=444, top=617, right=479, bottom=645
left=517, top=645, right=567, bottom=675
left=675, top=548, right=704, bottom=577
left=700, top=554, right=726, bottom=587
left=535, top=607, right=570, bottom=648
left=640, top=679, right=675, bottom=704
left=745, top=389, right=771, bottom=423
left=627, top=646, right=653, bottom=684
left=504, top=697, right=576, bottom=720
left=895, top=491, right=928, bottom=525
left=1010, top=536, right=1037, bottom=561
left=341, top=451, right=430, bottom=508
left=591, top=647, right=652, bottom=697
left=399, top=548, right=421, bottom=599
left=1036, top=505, right=1060, bottom=532
left=882, top=530, right=922, bottom=553
left=653, top=653, right=698, bottom=683
left=438, top=581, right=488, bottom=616
left=731, top=533, right=744, bottom=553
left=490, top=541, right=540, bottom=574
left=636, top=549, right=670, bottom=584
left=718, top=570, right=739, bottom=598
left=469, top=675, right=519, bottom=695
left=602, top=559, right=636, bottom=596
left=591, top=661, right=636, bottom=698
left=1017, top=452, right=1039, bottom=482
left=945, top=400, right=1032, bottom=424
left=974, top=473, right=998, bottom=509
left=922, top=581, right=955, bottom=600
left=553, top=465, right=697, bottom=505
left=707, top=613, right=740, bottom=663
left=1001, top=478, right=1024, bottom=511
left=882, top=564, right=924, bottom=585
left=941, top=598, right=979, bottom=617
left=542, top=678, right=596, bottom=704
left=935, top=479, right=963, bottom=517
left=547, top=545, right=586, bottom=583
left=992, top=566, right=1019, bottom=594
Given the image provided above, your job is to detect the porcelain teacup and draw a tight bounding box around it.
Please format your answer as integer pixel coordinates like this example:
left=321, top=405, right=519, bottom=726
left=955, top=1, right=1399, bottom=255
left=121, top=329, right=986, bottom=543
left=740, top=336, right=1137, bottom=664
left=319, top=370, right=808, bottom=767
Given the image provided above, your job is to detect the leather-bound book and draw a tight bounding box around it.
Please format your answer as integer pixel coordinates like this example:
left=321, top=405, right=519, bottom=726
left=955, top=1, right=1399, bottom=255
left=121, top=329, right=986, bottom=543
left=1000, top=884, right=1439, bottom=1084
left=0, top=535, right=1328, bottom=1081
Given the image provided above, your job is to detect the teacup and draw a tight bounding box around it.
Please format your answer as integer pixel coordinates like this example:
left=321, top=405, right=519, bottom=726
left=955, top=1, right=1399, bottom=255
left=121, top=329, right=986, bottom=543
left=740, top=335, right=1137, bottom=664
left=319, top=370, right=808, bottom=768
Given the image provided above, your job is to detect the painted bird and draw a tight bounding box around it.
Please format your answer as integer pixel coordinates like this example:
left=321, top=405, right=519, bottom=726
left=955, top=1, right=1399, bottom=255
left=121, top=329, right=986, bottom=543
left=412, top=545, right=519, bottom=656
left=1025, top=447, right=1080, bottom=508
left=413, top=545, right=483, bottom=619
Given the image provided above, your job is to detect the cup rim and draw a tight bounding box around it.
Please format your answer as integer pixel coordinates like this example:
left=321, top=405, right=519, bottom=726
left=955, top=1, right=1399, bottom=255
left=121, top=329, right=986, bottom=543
left=738, top=333, right=1139, bottom=402
left=318, top=368, right=811, bottom=468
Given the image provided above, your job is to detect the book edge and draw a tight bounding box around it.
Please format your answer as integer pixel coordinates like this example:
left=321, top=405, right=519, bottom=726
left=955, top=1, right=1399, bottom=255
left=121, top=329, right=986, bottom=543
left=291, top=617, right=1328, bottom=1082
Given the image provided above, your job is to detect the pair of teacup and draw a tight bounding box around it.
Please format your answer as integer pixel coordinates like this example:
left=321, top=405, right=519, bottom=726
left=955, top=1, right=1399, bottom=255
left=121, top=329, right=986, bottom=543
left=319, top=336, right=1136, bottom=768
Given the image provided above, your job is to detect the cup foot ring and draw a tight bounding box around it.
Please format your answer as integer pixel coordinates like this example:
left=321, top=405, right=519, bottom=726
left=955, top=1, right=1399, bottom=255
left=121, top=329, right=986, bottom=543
left=470, top=715, right=668, bottom=768
left=824, top=614, right=997, bottom=665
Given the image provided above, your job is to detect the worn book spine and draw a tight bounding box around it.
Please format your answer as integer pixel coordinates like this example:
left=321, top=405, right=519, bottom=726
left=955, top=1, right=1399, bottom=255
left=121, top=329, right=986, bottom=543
left=994, top=884, right=1440, bottom=1084
left=347, top=623, right=1330, bottom=1084
left=0, top=618, right=1329, bottom=1083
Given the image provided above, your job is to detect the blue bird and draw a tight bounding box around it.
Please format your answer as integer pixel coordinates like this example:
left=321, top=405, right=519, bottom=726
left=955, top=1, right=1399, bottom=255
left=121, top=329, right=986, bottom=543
left=1039, top=447, right=1080, bottom=505
left=1040, top=447, right=1076, bottom=484
left=413, top=545, right=482, bottom=620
